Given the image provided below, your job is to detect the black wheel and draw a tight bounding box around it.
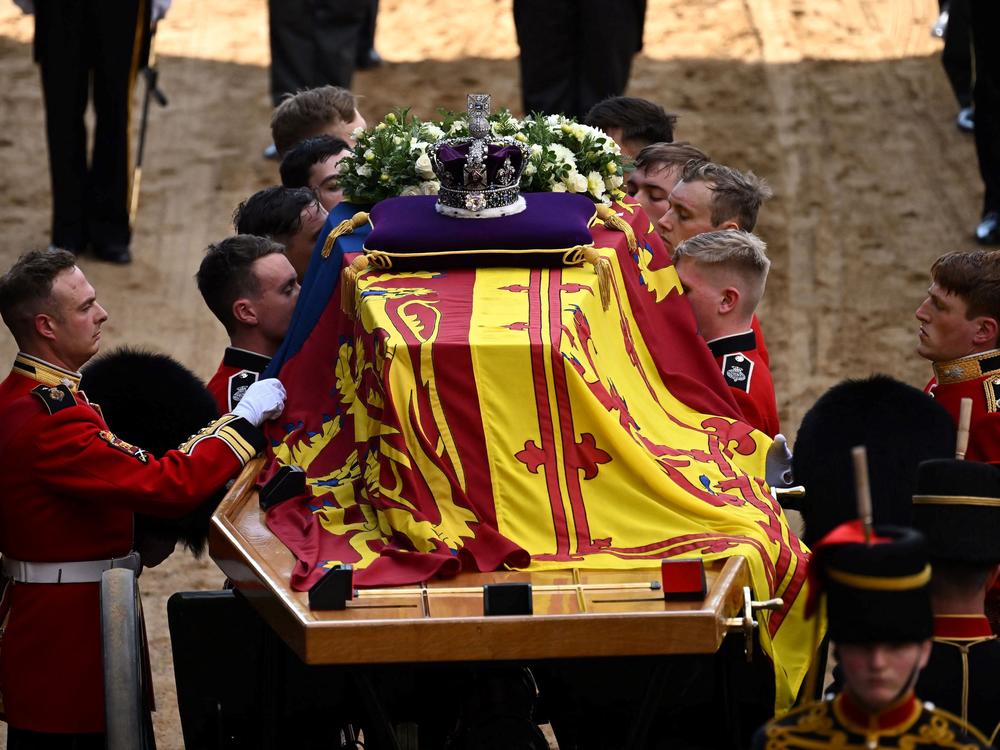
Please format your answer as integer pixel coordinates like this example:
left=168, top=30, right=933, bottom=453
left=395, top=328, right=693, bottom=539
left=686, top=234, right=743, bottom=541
left=101, top=568, right=155, bottom=750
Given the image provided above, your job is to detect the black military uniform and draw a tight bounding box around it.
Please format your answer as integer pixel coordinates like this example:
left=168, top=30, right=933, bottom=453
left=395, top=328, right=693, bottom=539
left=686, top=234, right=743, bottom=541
left=971, top=0, right=1000, bottom=242
left=911, top=459, right=1000, bottom=745
left=33, top=0, right=150, bottom=262
left=267, top=0, right=367, bottom=106
left=752, top=522, right=992, bottom=749
left=512, top=0, right=646, bottom=119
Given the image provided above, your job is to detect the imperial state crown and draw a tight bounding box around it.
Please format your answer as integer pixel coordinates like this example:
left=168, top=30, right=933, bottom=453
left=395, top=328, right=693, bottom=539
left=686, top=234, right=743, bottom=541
left=429, top=93, right=528, bottom=219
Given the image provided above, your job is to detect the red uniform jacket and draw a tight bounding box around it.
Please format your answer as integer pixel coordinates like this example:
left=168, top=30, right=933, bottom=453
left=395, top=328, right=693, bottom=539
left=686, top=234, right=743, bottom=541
left=925, top=349, right=1000, bottom=463
left=0, top=353, right=265, bottom=733
left=206, top=347, right=271, bottom=415
left=708, top=330, right=780, bottom=437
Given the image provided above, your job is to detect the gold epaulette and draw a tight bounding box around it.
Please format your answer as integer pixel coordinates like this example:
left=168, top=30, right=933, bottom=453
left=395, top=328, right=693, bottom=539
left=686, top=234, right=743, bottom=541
left=933, top=350, right=1000, bottom=385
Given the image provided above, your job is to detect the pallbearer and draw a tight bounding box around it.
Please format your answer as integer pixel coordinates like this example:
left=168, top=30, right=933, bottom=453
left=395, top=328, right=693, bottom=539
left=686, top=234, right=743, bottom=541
left=752, top=520, right=992, bottom=749
left=911, top=458, right=1000, bottom=745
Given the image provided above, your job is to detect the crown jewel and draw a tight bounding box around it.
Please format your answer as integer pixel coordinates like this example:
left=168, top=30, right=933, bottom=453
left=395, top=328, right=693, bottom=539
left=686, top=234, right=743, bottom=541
left=429, top=94, right=528, bottom=219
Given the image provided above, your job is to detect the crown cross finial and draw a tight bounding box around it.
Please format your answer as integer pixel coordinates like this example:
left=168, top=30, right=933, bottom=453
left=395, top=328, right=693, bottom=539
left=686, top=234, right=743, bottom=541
left=467, top=93, right=490, bottom=139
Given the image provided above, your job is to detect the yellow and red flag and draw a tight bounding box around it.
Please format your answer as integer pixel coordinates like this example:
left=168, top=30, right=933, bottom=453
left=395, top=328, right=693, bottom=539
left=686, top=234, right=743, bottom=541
left=263, top=199, right=814, bottom=708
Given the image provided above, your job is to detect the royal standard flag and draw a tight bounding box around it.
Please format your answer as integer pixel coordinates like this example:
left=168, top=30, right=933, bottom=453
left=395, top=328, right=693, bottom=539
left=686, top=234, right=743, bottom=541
left=263, top=199, right=814, bottom=709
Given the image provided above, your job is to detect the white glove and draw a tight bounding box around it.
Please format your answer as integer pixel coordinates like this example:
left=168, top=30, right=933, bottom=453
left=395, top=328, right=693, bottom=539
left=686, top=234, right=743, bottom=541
left=765, top=433, right=794, bottom=489
left=151, top=0, right=170, bottom=24
left=231, top=378, right=286, bottom=427
left=12, top=0, right=34, bottom=15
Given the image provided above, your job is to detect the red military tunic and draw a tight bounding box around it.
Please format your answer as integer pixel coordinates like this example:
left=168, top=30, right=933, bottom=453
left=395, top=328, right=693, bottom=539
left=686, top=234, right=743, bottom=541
left=206, top=346, right=271, bottom=415
left=925, top=349, right=1000, bottom=463
left=0, top=352, right=266, bottom=733
left=707, top=330, right=780, bottom=437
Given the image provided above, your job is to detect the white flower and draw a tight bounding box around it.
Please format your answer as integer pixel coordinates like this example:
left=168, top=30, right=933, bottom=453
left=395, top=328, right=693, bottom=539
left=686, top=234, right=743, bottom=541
left=548, top=143, right=576, bottom=166
left=400, top=185, right=421, bottom=197
left=607, top=174, right=624, bottom=190
left=422, top=123, right=445, bottom=141
left=393, top=135, right=403, bottom=146
left=419, top=180, right=440, bottom=195
left=566, top=170, right=588, bottom=193
left=529, top=144, right=543, bottom=157
left=550, top=180, right=568, bottom=192
left=356, top=164, right=373, bottom=177
left=415, top=152, right=435, bottom=180
left=351, top=126, right=365, bottom=140
left=411, top=140, right=430, bottom=154
left=587, top=171, right=606, bottom=200
left=364, top=149, right=375, bottom=162
left=545, top=114, right=562, bottom=127
left=449, top=120, right=465, bottom=135
left=523, top=162, right=537, bottom=177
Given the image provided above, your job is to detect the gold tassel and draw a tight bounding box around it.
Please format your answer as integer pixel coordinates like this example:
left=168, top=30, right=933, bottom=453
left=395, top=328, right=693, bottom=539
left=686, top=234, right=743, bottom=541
left=322, top=211, right=370, bottom=258
left=582, top=247, right=612, bottom=311
left=595, top=204, right=637, bottom=254
left=340, top=255, right=370, bottom=317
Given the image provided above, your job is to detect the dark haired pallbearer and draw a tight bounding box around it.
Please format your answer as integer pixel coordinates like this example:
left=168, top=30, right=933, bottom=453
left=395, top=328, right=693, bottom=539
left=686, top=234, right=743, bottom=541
left=234, top=187, right=328, bottom=281
left=752, top=520, right=991, bottom=748
left=912, top=458, right=1000, bottom=744
left=197, top=234, right=300, bottom=414
left=584, top=95, right=678, bottom=160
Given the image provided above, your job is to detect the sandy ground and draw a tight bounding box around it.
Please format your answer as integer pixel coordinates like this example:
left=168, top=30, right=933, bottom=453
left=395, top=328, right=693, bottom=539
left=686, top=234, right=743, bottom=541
left=0, top=0, right=988, bottom=746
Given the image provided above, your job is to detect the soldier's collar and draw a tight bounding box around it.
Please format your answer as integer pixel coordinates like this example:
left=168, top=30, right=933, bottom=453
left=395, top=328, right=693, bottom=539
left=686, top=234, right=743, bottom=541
left=706, top=330, right=756, bottom=358
left=833, top=690, right=921, bottom=736
left=12, top=352, right=82, bottom=391
left=933, top=614, right=995, bottom=640
left=933, top=349, right=1000, bottom=385
left=222, top=346, right=271, bottom=373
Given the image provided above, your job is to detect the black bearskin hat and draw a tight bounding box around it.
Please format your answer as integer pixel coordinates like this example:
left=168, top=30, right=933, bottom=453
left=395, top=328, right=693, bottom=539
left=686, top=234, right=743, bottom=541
left=81, top=347, right=223, bottom=557
left=793, top=375, right=955, bottom=546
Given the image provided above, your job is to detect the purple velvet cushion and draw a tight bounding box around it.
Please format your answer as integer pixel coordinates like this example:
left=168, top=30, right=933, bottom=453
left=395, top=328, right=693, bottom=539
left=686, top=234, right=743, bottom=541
left=365, top=193, right=597, bottom=253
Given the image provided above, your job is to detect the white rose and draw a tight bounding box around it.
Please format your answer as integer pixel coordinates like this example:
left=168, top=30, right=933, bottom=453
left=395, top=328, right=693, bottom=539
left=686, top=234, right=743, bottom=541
left=420, top=180, right=440, bottom=195
left=607, top=174, right=624, bottom=190
left=530, top=144, right=543, bottom=157
left=523, top=162, right=537, bottom=177
left=412, top=140, right=430, bottom=154
left=356, top=164, right=373, bottom=177
left=364, top=149, right=375, bottom=162
left=450, top=121, right=465, bottom=134
left=550, top=181, right=568, bottom=192
left=415, top=152, right=435, bottom=179
left=393, top=135, right=403, bottom=145
left=400, top=185, right=421, bottom=197
left=567, top=170, right=588, bottom=193
left=545, top=114, right=562, bottom=127
left=351, top=126, right=365, bottom=140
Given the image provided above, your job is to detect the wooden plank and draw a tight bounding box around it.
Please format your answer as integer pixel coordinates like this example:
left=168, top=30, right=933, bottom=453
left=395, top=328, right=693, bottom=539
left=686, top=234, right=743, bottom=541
left=210, top=461, right=750, bottom=665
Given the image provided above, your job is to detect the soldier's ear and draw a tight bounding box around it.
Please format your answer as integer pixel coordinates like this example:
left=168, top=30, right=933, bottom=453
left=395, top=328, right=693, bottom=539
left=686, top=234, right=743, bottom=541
left=973, top=316, right=999, bottom=347
left=34, top=312, right=58, bottom=341
left=232, top=298, right=258, bottom=327
left=719, top=286, right=740, bottom=315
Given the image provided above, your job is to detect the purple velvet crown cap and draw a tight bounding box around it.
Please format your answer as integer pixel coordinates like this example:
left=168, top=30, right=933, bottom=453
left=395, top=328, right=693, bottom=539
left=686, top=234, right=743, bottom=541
left=365, top=193, right=598, bottom=253
left=435, top=143, right=525, bottom=187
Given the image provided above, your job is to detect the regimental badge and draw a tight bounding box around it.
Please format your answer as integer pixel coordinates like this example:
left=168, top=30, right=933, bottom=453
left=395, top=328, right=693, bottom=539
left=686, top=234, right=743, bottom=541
left=985, top=376, right=1000, bottom=414
left=98, top=430, right=149, bottom=463
left=722, top=353, right=754, bottom=392
left=228, top=370, right=259, bottom=411
left=31, top=383, right=77, bottom=414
